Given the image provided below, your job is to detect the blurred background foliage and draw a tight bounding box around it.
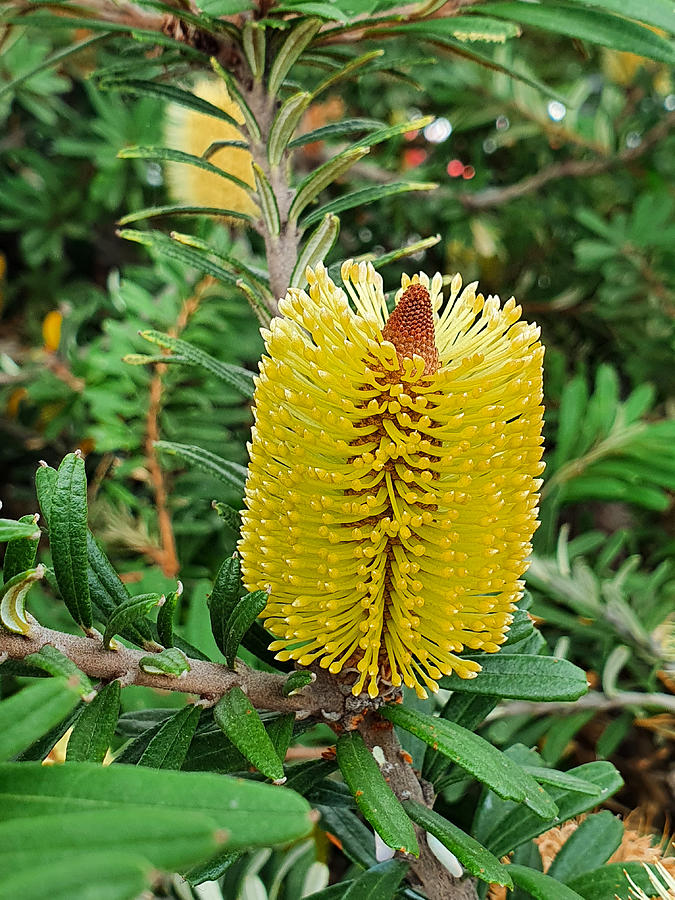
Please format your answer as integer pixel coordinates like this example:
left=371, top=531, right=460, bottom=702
left=1, top=3, right=674, bottom=864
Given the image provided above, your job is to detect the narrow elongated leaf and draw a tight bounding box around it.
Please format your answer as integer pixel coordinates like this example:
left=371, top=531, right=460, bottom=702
left=50, top=453, right=92, bottom=629
left=101, top=78, right=240, bottom=126
left=212, top=501, right=242, bottom=532
left=0, top=761, right=314, bottom=847
left=342, top=859, right=408, bottom=899
left=214, top=687, right=285, bottom=781
left=35, top=463, right=57, bottom=524
left=268, top=18, right=322, bottom=95
left=225, top=590, right=269, bottom=668
left=268, top=91, right=312, bottom=166
left=0, top=33, right=109, bottom=98
left=565, top=0, right=674, bottom=35
left=209, top=553, right=242, bottom=655
left=138, top=330, right=255, bottom=397
left=157, top=582, right=181, bottom=648
left=169, top=231, right=270, bottom=293
left=290, top=213, right=340, bottom=287
left=118, top=146, right=252, bottom=192
left=0, top=851, right=151, bottom=900
left=119, top=203, right=252, bottom=225
left=289, top=118, right=383, bottom=148
left=484, top=761, right=623, bottom=857
left=139, top=647, right=190, bottom=676
left=317, top=804, right=377, bottom=869
left=567, top=862, right=659, bottom=900
left=25, top=646, right=93, bottom=697
left=138, top=705, right=200, bottom=770
left=154, top=441, right=247, bottom=492
left=423, top=694, right=498, bottom=787
left=0, top=518, right=40, bottom=542
left=252, top=162, right=281, bottom=236
left=508, top=865, right=585, bottom=899
left=404, top=800, right=512, bottom=887
left=381, top=705, right=557, bottom=819
left=185, top=848, right=241, bottom=886
left=266, top=713, right=295, bottom=762
left=547, top=811, right=623, bottom=883
left=0, top=566, right=44, bottom=634
left=312, top=49, right=384, bottom=98
left=439, top=655, right=588, bottom=701
left=87, top=532, right=154, bottom=646
left=283, top=671, right=315, bottom=696
left=302, top=181, right=437, bottom=227
left=0, top=678, right=81, bottom=761
left=66, top=681, right=121, bottom=763
left=478, top=1, right=675, bottom=63
left=521, top=766, right=602, bottom=797
left=210, top=58, right=261, bottom=139
left=103, top=593, right=163, bottom=649
left=2, top=514, right=40, bottom=582
left=289, top=147, right=370, bottom=222
left=336, top=731, right=419, bottom=856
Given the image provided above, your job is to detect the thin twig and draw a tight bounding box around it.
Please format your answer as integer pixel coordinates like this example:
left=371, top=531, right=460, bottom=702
left=488, top=689, right=675, bottom=721
left=461, top=111, right=675, bottom=210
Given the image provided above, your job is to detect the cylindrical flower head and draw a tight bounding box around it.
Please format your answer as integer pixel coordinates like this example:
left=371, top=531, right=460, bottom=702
left=239, top=263, right=545, bottom=699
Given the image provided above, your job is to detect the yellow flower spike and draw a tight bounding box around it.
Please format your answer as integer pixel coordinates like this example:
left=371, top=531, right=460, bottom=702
left=239, top=263, right=544, bottom=699
left=164, top=77, right=258, bottom=222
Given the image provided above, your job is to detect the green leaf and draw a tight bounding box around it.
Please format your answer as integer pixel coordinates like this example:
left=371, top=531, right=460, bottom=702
left=225, top=590, right=269, bottom=668
left=289, top=147, right=370, bottom=222
left=439, top=655, right=588, bottom=701
left=154, top=441, right=247, bottom=493
left=268, top=91, right=312, bottom=167
left=547, top=811, right=623, bottom=883
left=25, top=646, right=93, bottom=698
left=137, top=330, right=255, bottom=398
left=302, top=181, right=437, bottom=228
left=289, top=118, right=383, bottom=148
left=0, top=566, right=45, bottom=635
left=35, top=463, right=58, bottom=524
left=212, top=501, right=242, bottom=532
left=484, top=761, right=623, bottom=857
left=290, top=213, right=340, bottom=288
left=364, top=234, right=441, bottom=269
left=252, top=162, right=281, bottom=236
left=508, top=865, right=585, bottom=899
left=214, top=687, right=285, bottom=781
left=242, top=21, right=266, bottom=80
left=521, top=766, right=603, bottom=797
left=185, top=848, right=241, bottom=886
left=567, top=862, right=659, bottom=900
left=209, top=58, right=261, bottom=140
left=335, top=730, right=419, bottom=856
left=283, top=670, right=316, bottom=697
left=0, top=33, right=109, bottom=99
left=0, top=851, right=151, bottom=900
left=100, top=78, right=240, bottom=127
left=157, top=582, right=181, bottom=648
left=199, top=0, right=253, bottom=14
left=118, top=146, right=252, bottom=192
left=103, top=593, right=163, bottom=649
left=209, top=553, right=242, bottom=656
left=0, top=761, right=314, bottom=847
left=0, top=678, right=81, bottom=761
left=268, top=18, right=322, bottom=96
left=118, top=204, right=253, bottom=225
left=49, top=452, right=92, bottom=630
left=139, top=646, right=191, bottom=676
left=342, top=859, right=409, bottom=899
left=477, top=1, right=675, bottom=63
left=0, top=518, right=40, bottom=543
left=404, top=800, right=512, bottom=886
left=87, top=532, right=155, bottom=647
left=266, top=713, right=295, bottom=762
left=138, top=705, right=201, bottom=770
left=2, top=514, right=40, bottom=582
left=380, top=705, right=557, bottom=819
left=66, top=681, right=121, bottom=763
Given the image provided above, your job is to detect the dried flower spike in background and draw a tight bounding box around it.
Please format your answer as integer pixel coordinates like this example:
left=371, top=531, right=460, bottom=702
left=239, top=263, right=545, bottom=698
left=164, top=77, right=258, bottom=221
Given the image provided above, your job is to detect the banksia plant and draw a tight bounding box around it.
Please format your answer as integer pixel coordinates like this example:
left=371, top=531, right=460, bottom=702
left=240, top=263, right=545, bottom=698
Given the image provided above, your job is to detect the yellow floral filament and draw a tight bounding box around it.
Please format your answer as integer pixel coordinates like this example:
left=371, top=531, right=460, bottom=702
left=239, top=262, right=544, bottom=699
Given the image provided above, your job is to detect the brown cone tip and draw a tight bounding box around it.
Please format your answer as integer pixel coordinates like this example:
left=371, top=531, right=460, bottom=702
left=381, top=283, right=440, bottom=374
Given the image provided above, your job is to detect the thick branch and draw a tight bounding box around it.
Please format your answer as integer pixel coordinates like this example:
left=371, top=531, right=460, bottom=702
left=461, top=111, right=675, bottom=210
left=0, top=622, right=344, bottom=717
left=359, top=714, right=478, bottom=900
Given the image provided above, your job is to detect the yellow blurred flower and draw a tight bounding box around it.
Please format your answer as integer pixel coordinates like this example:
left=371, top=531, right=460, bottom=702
left=239, top=262, right=544, bottom=699
left=42, top=309, right=62, bottom=352
left=164, top=77, right=258, bottom=222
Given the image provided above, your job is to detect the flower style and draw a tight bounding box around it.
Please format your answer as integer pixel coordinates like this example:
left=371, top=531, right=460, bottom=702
left=239, top=262, right=544, bottom=698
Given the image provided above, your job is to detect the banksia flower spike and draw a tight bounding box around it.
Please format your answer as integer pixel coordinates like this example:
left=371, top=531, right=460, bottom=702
left=164, top=77, right=258, bottom=221
left=239, top=262, right=545, bottom=699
